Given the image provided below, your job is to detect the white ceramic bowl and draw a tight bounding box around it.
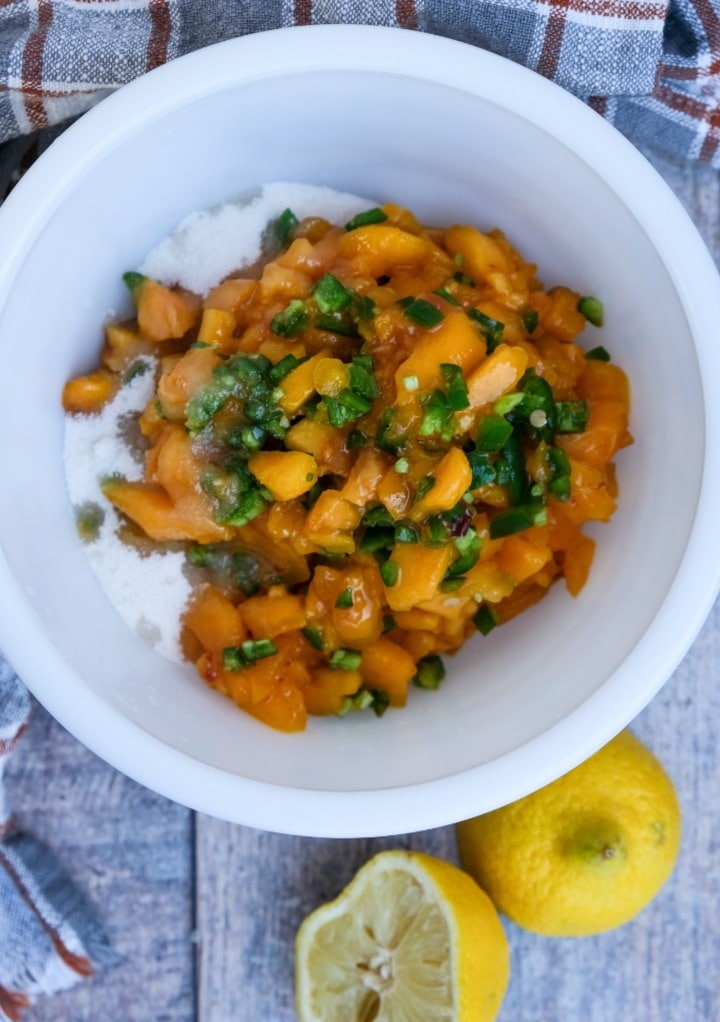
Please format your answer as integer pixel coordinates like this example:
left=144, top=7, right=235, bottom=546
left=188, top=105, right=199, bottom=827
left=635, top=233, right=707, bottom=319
left=0, top=26, right=718, bottom=838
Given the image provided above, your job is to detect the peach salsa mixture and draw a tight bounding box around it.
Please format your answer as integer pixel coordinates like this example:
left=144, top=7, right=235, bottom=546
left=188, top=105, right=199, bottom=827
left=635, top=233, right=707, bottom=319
left=63, top=198, right=631, bottom=732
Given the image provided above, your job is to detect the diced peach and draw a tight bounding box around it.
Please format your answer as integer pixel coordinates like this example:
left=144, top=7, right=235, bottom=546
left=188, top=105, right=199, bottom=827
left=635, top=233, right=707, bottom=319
left=156, top=345, right=221, bottom=422
left=238, top=591, right=307, bottom=638
left=102, top=323, right=152, bottom=371
left=497, top=534, right=553, bottom=584
left=135, top=278, right=201, bottom=342
left=394, top=311, right=485, bottom=401
left=285, top=417, right=352, bottom=476
left=277, top=353, right=325, bottom=414
left=313, top=357, right=350, bottom=397
left=377, top=466, right=413, bottom=519
left=204, top=278, right=257, bottom=314
left=444, top=225, right=513, bottom=281
left=304, top=490, right=362, bottom=553
left=183, top=586, right=246, bottom=652
left=563, top=457, right=617, bottom=524
left=337, top=224, right=439, bottom=277
left=563, top=533, right=596, bottom=596
left=464, top=343, right=529, bottom=411
left=541, top=286, right=587, bottom=342
left=62, top=370, right=116, bottom=414
left=197, top=308, right=237, bottom=347
left=359, top=637, right=416, bottom=707
left=304, top=668, right=362, bottom=716
left=102, top=478, right=230, bottom=543
left=248, top=450, right=318, bottom=501
left=384, top=544, right=455, bottom=612
left=339, top=448, right=391, bottom=507
left=410, top=448, right=472, bottom=519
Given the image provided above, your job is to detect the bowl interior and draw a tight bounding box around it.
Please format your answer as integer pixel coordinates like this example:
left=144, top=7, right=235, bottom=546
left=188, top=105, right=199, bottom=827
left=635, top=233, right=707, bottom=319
left=0, top=34, right=707, bottom=826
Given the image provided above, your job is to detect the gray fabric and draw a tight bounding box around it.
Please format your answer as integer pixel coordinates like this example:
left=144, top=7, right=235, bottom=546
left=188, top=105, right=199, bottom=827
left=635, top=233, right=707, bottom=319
left=0, top=0, right=717, bottom=164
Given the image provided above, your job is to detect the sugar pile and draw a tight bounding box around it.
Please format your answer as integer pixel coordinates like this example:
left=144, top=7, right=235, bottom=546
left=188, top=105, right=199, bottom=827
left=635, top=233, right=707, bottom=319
left=140, top=181, right=375, bottom=295
left=65, top=182, right=373, bottom=661
left=63, top=360, right=192, bottom=662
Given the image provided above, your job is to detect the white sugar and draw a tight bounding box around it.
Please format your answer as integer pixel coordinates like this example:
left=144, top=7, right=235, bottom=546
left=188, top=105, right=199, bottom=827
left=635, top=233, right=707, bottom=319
left=140, top=181, right=375, bottom=295
left=66, top=182, right=374, bottom=661
left=64, top=359, right=191, bottom=662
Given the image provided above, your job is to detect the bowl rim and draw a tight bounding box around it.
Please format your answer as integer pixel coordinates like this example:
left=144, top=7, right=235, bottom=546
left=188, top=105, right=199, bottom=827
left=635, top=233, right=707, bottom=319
left=0, top=24, right=719, bottom=837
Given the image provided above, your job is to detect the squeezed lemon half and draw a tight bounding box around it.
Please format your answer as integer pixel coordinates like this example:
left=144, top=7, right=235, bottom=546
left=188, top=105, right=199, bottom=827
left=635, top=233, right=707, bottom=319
left=295, top=849, right=509, bottom=1022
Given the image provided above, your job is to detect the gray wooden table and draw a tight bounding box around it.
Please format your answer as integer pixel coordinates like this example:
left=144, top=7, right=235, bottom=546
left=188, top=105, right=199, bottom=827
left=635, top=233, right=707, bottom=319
left=5, top=143, right=720, bottom=1022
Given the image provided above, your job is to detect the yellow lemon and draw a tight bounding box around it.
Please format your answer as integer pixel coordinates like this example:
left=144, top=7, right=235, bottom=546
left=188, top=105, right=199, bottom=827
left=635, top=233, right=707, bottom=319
left=295, top=849, right=509, bottom=1022
left=457, top=729, right=681, bottom=937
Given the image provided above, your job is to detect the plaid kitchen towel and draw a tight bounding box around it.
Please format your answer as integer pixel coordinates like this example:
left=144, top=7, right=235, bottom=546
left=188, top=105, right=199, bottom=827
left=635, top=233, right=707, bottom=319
left=0, top=0, right=718, bottom=165
left=0, top=661, right=114, bottom=1020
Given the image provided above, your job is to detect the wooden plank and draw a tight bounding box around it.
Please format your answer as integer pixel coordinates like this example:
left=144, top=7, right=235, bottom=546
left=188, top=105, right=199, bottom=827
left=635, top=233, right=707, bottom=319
left=195, top=819, right=458, bottom=1022
left=5, top=701, right=196, bottom=1022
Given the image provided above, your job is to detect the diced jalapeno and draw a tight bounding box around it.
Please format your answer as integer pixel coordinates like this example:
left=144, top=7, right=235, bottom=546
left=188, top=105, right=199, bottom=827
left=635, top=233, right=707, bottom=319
left=314, top=273, right=353, bottom=313
left=467, top=308, right=504, bottom=351
left=359, top=526, right=394, bottom=554
left=395, top=522, right=420, bottom=543
left=329, top=648, right=363, bottom=671
left=545, top=446, right=572, bottom=502
left=241, top=638, right=278, bottom=661
left=446, top=528, right=481, bottom=576
left=314, top=311, right=359, bottom=337
left=577, top=296, right=604, bottom=327
left=345, top=208, right=388, bottom=231
left=324, top=389, right=372, bottom=427
left=466, top=450, right=496, bottom=488
left=268, top=353, right=306, bottom=384
left=402, top=298, right=444, bottom=328
left=270, top=299, right=309, bottom=338
left=273, top=208, right=299, bottom=248
left=476, top=414, right=513, bottom=453
left=223, top=638, right=277, bottom=670
left=380, top=560, right=399, bottom=587
left=521, top=309, right=539, bottom=333
left=495, top=432, right=529, bottom=506
left=473, top=605, right=499, bottom=635
left=515, top=371, right=556, bottom=439
left=489, top=499, right=545, bottom=539
left=347, top=429, right=368, bottom=449
left=425, top=515, right=449, bottom=546
left=419, top=389, right=455, bottom=441
left=349, top=355, right=380, bottom=400
left=433, top=287, right=460, bottom=306
left=335, top=588, right=354, bottom=609
left=362, top=505, right=395, bottom=528
left=555, top=400, right=590, bottom=433
left=440, top=363, right=470, bottom=410
left=413, top=654, right=446, bottom=690
left=122, top=271, right=146, bottom=298
left=301, top=627, right=325, bottom=651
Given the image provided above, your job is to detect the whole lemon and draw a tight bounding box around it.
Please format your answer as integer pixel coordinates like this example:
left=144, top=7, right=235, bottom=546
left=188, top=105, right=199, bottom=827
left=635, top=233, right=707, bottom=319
left=457, top=730, right=681, bottom=936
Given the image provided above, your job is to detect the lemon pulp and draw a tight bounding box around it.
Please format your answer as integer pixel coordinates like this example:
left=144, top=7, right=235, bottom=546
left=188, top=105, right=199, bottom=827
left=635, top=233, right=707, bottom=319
left=295, top=850, right=509, bottom=1022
